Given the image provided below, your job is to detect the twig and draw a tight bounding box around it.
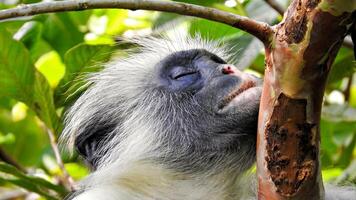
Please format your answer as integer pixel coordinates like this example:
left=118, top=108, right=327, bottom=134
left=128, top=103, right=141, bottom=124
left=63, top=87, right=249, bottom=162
left=344, top=75, right=353, bottom=102
left=44, top=126, right=75, bottom=191
left=264, top=0, right=285, bottom=16
left=0, top=147, right=26, bottom=173
left=0, top=0, right=273, bottom=44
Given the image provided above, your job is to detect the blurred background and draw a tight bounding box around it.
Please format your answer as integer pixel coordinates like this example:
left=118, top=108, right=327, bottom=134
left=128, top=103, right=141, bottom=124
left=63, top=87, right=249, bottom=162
left=0, top=0, right=355, bottom=199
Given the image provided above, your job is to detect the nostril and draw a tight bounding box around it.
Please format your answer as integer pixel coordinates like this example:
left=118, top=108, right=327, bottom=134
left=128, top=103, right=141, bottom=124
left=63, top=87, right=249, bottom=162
left=222, top=65, right=234, bottom=75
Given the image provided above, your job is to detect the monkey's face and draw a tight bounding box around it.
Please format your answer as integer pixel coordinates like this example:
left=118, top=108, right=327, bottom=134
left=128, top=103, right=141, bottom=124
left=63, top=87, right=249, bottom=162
left=153, top=49, right=262, bottom=173
left=64, top=37, right=262, bottom=175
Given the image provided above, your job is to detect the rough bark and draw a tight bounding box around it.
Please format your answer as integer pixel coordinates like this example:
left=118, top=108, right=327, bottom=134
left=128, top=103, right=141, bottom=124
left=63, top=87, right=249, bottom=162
left=257, top=0, right=356, bottom=199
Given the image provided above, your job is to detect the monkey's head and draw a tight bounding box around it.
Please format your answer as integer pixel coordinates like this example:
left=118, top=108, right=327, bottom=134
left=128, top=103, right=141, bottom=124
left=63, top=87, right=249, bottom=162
left=62, top=35, right=262, bottom=178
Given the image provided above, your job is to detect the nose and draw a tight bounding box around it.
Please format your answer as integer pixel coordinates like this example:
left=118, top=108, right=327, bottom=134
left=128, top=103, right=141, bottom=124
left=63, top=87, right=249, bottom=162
left=220, top=64, right=261, bottom=85
left=220, top=64, right=244, bottom=77
left=221, top=65, right=235, bottom=74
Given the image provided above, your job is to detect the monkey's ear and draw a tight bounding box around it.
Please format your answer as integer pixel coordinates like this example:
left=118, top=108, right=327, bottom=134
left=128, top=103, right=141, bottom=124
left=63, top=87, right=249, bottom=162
left=74, top=122, right=116, bottom=169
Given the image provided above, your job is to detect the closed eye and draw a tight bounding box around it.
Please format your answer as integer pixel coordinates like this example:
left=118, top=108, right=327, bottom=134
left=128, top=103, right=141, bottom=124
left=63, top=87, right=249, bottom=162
left=172, top=71, right=198, bottom=80
left=167, top=66, right=201, bottom=90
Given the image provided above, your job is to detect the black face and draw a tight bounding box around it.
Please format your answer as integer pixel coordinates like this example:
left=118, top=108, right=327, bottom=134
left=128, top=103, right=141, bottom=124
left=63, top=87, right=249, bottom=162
left=152, top=49, right=262, bottom=173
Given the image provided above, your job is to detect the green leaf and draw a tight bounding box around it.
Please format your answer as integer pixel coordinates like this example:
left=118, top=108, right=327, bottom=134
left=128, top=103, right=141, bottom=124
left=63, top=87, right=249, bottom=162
left=320, top=119, right=339, bottom=167
left=0, top=20, right=26, bottom=35
left=13, top=21, right=43, bottom=49
left=13, top=21, right=52, bottom=62
left=0, top=29, right=60, bottom=131
left=189, top=19, right=238, bottom=40
left=39, top=13, right=85, bottom=57
left=55, top=44, right=114, bottom=107
left=33, top=72, right=61, bottom=131
left=321, top=105, right=356, bottom=168
left=336, top=134, right=356, bottom=168
left=328, top=47, right=356, bottom=84
left=0, top=29, right=35, bottom=102
left=0, top=162, right=67, bottom=198
left=153, top=13, right=182, bottom=29
left=0, top=132, right=15, bottom=145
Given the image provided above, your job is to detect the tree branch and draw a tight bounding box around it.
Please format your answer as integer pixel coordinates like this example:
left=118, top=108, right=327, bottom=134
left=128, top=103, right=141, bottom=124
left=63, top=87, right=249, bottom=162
left=257, top=0, right=355, bottom=198
left=264, top=0, right=354, bottom=50
left=0, top=0, right=273, bottom=44
left=264, top=0, right=285, bottom=16
left=344, top=75, right=353, bottom=102
left=42, top=125, right=75, bottom=191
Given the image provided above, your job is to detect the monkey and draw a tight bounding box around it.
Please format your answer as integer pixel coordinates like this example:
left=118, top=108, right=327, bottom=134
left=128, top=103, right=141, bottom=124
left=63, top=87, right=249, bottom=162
left=61, top=34, right=356, bottom=200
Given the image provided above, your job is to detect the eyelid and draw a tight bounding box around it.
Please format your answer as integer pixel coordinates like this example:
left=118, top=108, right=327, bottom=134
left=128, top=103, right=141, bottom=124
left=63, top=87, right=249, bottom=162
left=172, top=71, right=198, bottom=80
left=170, top=67, right=197, bottom=80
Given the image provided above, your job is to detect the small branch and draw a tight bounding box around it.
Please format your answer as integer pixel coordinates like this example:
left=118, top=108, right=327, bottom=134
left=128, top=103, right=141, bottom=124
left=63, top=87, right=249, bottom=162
left=43, top=126, right=75, bottom=191
left=264, top=0, right=285, bottom=16
left=344, top=75, right=353, bottom=102
left=0, top=0, right=273, bottom=44
left=0, top=147, right=26, bottom=173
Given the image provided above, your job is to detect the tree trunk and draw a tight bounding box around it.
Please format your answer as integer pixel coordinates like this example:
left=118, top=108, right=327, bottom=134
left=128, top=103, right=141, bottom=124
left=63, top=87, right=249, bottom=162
left=257, top=0, right=355, bottom=199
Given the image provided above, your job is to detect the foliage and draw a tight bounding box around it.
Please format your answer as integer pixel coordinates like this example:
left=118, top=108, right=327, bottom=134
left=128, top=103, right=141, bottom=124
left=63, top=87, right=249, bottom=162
left=0, top=0, right=355, bottom=199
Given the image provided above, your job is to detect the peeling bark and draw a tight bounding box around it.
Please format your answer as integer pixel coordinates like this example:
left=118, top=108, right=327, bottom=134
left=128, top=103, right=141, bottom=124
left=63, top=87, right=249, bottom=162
left=257, top=0, right=356, bottom=199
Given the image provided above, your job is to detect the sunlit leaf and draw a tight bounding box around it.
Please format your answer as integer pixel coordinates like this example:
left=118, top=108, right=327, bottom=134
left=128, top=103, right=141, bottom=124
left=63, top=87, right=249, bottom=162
left=35, top=51, right=66, bottom=88
left=65, top=163, right=89, bottom=180
left=322, top=168, right=343, bottom=182
left=350, top=85, right=356, bottom=108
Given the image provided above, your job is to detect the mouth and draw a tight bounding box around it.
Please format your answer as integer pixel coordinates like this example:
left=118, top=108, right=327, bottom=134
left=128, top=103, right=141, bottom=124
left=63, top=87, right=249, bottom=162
left=218, top=79, right=259, bottom=110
